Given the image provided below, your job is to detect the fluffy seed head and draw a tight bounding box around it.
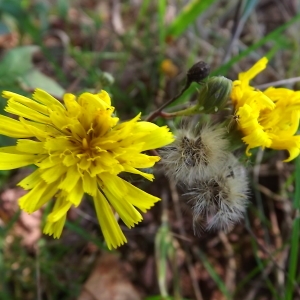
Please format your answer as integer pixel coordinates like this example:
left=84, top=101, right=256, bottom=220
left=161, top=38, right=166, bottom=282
left=160, top=124, right=230, bottom=185
left=184, top=154, right=249, bottom=235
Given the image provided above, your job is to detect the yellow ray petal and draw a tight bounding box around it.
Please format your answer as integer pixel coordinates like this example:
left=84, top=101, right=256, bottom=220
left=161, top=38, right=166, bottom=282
left=238, top=57, right=268, bottom=83
left=16, top=139, right=46, bottom=154
left=19, top=118, right=49, bottom=141
left=5, top=100, right=50, bottom=123
left=97, top=90, right=111, bottom=106
left=0, top=115, right=33, bottom=138
left=82, top=172, right=97, bottom=196
left=122, top=164, right=155, bottom=181
left=43, top=214, right=67, bottom=238
left=47, top=197, right=72, bottom=223
left=133, top=124, right=175, bottom=151
left=65, top=181, right=84, bottom=207
left=33, top=89, right=65, bottom=108
left=0, top=152, right=37, bottom=170
left=63, top=93, right=81, bottom=117
left=100, top=173, right=142, bottom=228
left=18, top=169, right=41, bottom=190
left=58, top=165, right=81, bottom=192
left=93, top=190, right=127, bottom=250
left=121, top=179, right=160, bottom=213
left=40, top=165, right=67, bottom=184
left=271, top=136, right=300, bottom=162
left=19, top=181, right=58, bottom=213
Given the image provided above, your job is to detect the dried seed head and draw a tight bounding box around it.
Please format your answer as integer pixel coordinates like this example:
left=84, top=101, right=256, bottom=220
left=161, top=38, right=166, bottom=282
left=185, top=154, right=249, bottom=235
left=160, top=124, right=229, bottom=184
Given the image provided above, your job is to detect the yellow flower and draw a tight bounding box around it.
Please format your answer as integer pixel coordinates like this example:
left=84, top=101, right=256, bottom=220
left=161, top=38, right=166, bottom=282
left=160, top=59, right=179, bottom=78
left=0, top=89, right=174, bottom=249
left=231, top=57, right=300, bottom=161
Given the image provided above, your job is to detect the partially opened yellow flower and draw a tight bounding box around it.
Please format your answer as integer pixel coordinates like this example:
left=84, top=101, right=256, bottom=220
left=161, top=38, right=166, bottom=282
left=0, top=89, right=174, bottom=249
left=231, top=57, right=300, bottom=161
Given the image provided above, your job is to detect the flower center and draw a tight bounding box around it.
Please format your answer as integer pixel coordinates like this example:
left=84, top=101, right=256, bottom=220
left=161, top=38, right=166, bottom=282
left=82, top=138, right=89, bottom=150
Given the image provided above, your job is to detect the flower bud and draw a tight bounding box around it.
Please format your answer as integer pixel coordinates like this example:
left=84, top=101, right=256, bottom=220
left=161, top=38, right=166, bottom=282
left=196, top=76, right=232, bottom=114
left=187, top=61, right=210, bottom=84
left=161, top=59, right=179, bottom=78
left=167, top=76, right=233, bottom=117
left=99, top=71, right=115, bottom=86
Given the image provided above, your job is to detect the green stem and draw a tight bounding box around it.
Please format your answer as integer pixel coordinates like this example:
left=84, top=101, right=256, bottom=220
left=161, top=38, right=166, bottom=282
left=145, top=81, right=192, bottom=122
left=164, top=105, right=200, bottom=118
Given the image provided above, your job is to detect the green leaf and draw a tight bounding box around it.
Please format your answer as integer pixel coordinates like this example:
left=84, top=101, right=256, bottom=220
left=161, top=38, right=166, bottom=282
left=166, top=0, right=217, bottom=38
left=0, top=21, right=10, bottom=35
left=0, top=46, right=65, bottom=97
left=0, top=45, right=39, bottom=76
left=0, top=45, right=38, bottom=78
left=20, top=69, right=65, bottom=98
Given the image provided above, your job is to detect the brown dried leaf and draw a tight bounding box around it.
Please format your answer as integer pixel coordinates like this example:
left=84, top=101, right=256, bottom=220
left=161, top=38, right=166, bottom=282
left=0, top=187, right=42, bottom=248
left=78, top=253, right=141, bottom=300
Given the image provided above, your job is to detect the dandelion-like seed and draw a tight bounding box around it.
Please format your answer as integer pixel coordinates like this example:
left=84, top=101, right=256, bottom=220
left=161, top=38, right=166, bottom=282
left=0, top=89, right=174, bottom=249
left=160, top=124, right=229, bottom=184
left=185, top=155, right=248, bottom=234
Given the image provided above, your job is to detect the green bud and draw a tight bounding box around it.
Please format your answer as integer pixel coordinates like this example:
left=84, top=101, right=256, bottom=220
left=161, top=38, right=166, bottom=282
left=99, top=71, right=115, bottom=86
left=196, top=76, right=232, bottom=114
left=164, top=76, right=232, bottom=118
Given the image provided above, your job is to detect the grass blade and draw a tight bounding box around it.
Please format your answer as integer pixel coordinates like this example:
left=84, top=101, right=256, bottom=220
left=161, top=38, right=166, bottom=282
left=213, top=13, right=300, bottom=76
left=166, top=0, right=217, bottom=39
left=65, top=220, right=106, bottom=250
left=194, top=248, right=231, bottom=299
left=285, top=157, right=300, bottom=300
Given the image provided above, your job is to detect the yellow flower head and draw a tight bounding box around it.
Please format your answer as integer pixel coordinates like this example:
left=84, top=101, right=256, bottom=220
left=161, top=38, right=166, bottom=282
left=231, top=57, right=300, bottom=161
left=0, top=89, right=174, bottom=249
left=160, top=59, right=179, bottom=78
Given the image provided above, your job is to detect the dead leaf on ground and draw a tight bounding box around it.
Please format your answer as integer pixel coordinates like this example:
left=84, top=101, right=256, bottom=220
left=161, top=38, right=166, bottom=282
left=0, top=32, right=19, bottom=49
left=0, top=187, right=42, bottom=248
left=78, top=253, right=141, bottom=300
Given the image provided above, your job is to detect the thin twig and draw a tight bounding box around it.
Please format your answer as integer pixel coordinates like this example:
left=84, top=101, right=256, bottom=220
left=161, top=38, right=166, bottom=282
left=267, top=197, right=284, bottom=296
left=65, top=71, right=86, bottom=93
left=110, top=0, right=125, bottom=35
left=253, top=148, right=271, bottom=244
left=218, top=232, right=236, bottom=294
left=146, top=81, right=191, bottom=122
left=245, top=224, right=294, bottom=281
left=255, top=76, right=300, bottom=90
left=222, top=0, right=243, bottom=63
left=243, top=260, right=275, bottom=300
left=257, top=184, right=289, bottom=202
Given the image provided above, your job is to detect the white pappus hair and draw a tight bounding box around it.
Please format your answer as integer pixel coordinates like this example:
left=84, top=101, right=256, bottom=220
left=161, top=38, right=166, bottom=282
left=159, top=124, right=230, bottom=185
left=184, top=154, right=249, bottom=235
